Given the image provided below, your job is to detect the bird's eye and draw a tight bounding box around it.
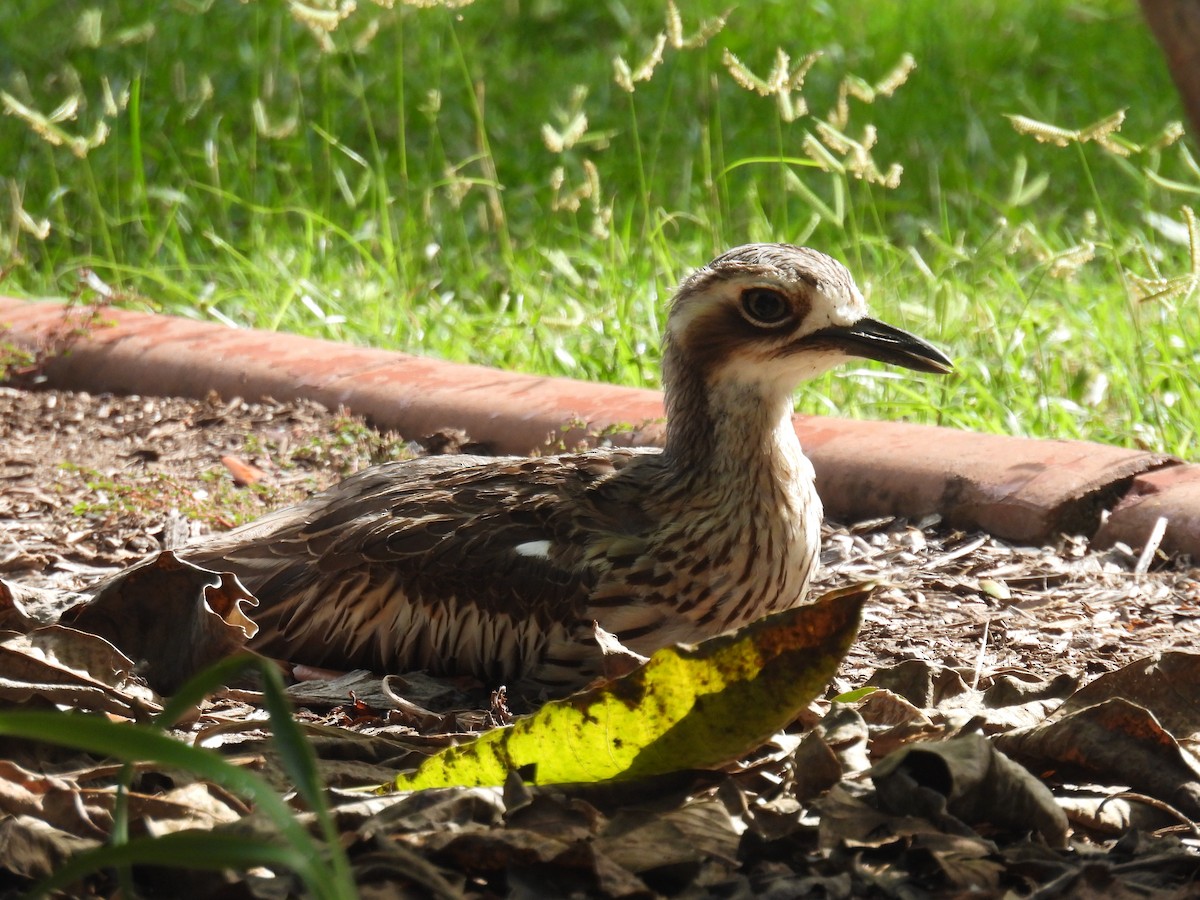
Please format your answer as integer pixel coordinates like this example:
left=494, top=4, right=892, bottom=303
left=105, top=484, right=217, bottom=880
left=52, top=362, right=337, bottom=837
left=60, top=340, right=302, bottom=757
left=740, top=288, right=791, bottom=326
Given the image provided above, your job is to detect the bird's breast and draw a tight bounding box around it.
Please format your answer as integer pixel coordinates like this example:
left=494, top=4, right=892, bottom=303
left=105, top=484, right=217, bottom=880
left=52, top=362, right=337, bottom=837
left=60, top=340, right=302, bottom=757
left=581, top=449, right=822, bottom=655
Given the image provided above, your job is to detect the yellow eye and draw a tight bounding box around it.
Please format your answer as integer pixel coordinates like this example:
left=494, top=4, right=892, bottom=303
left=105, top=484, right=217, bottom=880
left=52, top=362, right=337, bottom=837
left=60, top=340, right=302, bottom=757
left=740, top=288, right=790, bottom=326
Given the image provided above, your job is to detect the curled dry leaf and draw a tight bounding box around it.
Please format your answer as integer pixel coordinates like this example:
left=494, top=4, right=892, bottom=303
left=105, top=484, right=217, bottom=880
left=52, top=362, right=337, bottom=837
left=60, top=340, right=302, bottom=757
left=996, top=696, right=1200, bottom=819
left=0, top=627, right=160, bottom=719
left=592, top=621, right=650, bottom=681
left=0, top=760, right=109, bottom=840
left=789, top=705, right=871, bottom=802
left=0, top=814, right=101, bottom=881
left=64, top=551, right=258, bottom=695
left=0, top=578, right=89, bottom=630
left=870, top=732, right=1069, bottom=848
left=1051, top=650, right=1200, bottom=740
left=814, top=784, right=1005, bottom=890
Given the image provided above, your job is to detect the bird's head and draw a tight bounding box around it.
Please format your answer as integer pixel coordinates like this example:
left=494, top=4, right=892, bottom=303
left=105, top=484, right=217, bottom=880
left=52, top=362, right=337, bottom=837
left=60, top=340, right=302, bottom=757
left=664, top=244, right=953, bottom=401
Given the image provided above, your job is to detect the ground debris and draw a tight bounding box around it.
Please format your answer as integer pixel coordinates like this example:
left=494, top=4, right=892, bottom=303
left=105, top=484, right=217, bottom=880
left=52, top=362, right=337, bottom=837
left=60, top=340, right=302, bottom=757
left=2, top=383, right=1200, bottom=897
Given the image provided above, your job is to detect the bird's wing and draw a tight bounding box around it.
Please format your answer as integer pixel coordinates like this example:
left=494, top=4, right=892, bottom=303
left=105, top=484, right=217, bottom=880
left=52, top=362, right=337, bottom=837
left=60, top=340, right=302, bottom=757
left=182, top=451, right=657, bottom=683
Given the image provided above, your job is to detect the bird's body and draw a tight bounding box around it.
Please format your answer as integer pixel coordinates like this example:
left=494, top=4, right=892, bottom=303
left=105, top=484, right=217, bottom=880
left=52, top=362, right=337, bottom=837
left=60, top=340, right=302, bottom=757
left=182, top=244, right=952, bottom=697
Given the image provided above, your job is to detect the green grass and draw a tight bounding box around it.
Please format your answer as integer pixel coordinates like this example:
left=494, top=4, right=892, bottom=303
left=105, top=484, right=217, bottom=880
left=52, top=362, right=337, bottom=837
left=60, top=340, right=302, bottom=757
left=0, top=654, right=360, bottom=898
left=2, top=0, right=1198, bottom=454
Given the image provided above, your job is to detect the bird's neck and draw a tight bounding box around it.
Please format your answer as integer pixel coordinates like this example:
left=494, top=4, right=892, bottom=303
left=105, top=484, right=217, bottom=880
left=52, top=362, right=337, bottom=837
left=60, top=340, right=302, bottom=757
left=662, top=355, right=808, bottom=487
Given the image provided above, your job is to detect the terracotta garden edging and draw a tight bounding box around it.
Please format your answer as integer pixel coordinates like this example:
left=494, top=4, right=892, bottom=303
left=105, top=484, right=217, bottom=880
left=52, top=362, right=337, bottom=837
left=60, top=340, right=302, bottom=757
left=1, top=296, right=1194, bottom=557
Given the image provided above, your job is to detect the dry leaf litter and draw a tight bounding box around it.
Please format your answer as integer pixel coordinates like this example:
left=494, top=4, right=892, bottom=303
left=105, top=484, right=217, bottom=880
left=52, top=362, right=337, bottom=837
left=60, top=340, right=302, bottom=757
left=2, top=384, right=1200, bottom=898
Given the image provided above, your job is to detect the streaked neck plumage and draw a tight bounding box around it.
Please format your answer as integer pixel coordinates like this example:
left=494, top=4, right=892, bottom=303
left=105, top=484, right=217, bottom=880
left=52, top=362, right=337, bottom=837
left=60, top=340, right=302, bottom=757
left=659, top=331, right=811, bottom=490
left=652, top=322, right=821, bottom=636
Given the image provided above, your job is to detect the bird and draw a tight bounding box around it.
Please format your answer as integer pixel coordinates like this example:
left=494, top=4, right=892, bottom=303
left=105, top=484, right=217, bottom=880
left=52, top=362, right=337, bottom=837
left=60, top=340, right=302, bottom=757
left=180, top=244, right=953, bottom=699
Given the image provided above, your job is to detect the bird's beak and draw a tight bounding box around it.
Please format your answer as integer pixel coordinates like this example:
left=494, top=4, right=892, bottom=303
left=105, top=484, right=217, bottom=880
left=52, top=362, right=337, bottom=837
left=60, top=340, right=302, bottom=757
left=802, top=318, right=954, bottom=374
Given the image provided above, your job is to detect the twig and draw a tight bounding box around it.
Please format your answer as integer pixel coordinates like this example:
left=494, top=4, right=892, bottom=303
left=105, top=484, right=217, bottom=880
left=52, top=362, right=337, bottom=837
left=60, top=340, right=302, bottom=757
left=1134, top=516, right=1169, bottom=574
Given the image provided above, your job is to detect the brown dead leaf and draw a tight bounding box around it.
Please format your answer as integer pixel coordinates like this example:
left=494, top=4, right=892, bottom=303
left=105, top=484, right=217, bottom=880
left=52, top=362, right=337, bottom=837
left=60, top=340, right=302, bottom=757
left=0, top=626, right=160, bottom=718
left=592, top=621, right=650, bottom=681
left=788, top=704, right=872, bottom=800
left=0, top=760, right=110, bottom=839
left=855, top=687, right=932, bottom=729
left=0, top=768, right=246, bottom=850
left=996, top=697, right=1200, bottom=819
left=0, top=577, right=88, bottom=630
left=982, top=670, right=1078, bottom=708
left=136, top=782, right=244, bottom=836
left=420, top=823, right=571, bottom=870
left=598, top=797, right=741, bottom=874
left=487, top=787, right=658, bottom=897
left=815, top=784, right=1005, bottom=891
left=0, top=813, right=101, bottom=880
left=299, top=723, right=457, bottom=776
left=791, top=730, right=849, bottom=802
left=870, top=733, right=1069, bottom=847
left=1052, top=651, right=1200, bottom=740
left=220, top=454, right=266, bottom=486
left=856, top=662, right=1076, bottom=738
left=1056, top=788, right=1182, bottom=837
left=312, top=757, right=409, bottom=791
left=356, top=786, right=506, bottom=842
left=917, top=831, right=1007, bottom=891
left=864, top=659, right=970, bottom=708
left=64, top=551, right=258, bottom=694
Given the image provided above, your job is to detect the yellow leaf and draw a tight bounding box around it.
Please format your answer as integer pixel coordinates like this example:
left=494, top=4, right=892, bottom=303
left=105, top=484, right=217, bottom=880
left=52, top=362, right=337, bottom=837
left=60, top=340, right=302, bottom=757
left=392, top=583, right=872, bottom=790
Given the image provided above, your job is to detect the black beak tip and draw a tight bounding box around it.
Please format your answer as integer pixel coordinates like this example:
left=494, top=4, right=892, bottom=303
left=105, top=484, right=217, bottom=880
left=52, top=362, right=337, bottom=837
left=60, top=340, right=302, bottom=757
left=809, top=317, right=954, bottom=375
left=913, top=349, right=955, bottom=375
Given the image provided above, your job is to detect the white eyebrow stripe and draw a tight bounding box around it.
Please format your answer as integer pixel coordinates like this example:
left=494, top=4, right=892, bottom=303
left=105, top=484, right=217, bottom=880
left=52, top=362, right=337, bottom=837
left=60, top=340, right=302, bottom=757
left=514, top=540, right=552, bottom=559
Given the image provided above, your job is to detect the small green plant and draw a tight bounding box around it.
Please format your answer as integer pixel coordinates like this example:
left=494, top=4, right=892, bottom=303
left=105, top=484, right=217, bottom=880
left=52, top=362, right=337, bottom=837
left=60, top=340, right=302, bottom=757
left=0, top=655, right=358, bottom=898
left=292, top=414, right=409, bottom=471
left=0, top=340, right=37, bottom=380
left=65, top=466, right=284, bottom=529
